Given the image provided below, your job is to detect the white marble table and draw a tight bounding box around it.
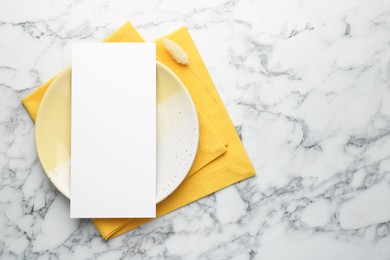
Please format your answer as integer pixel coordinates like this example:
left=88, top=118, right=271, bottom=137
left=1, top=0, right=390, bottom=259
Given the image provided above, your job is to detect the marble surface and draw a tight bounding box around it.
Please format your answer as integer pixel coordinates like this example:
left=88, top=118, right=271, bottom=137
left=1, top=0, right=390, bottom=259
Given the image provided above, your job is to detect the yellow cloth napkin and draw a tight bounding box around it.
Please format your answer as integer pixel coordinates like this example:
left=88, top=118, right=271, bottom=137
left=22, top=22, right=255, bottom=240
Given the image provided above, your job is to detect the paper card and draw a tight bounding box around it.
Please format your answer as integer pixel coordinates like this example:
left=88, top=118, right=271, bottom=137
left=70, top=43, right=156, bottom=218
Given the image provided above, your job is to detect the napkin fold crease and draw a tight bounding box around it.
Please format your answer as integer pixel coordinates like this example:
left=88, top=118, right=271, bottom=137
left=22, top=22, right=255, bottom=240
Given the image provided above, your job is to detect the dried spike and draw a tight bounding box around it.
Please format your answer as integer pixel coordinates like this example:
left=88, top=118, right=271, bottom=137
left=163, top=38, right=189, bottom=65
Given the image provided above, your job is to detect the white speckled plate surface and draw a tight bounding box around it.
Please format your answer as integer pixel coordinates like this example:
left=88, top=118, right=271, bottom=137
left=35, top=61, right=199, bottom=203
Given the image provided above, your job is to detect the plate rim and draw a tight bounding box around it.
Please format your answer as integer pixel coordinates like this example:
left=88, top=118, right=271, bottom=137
left=35, top=66, right=72, bottom=198
left=155, top=61, right=200, bottom=202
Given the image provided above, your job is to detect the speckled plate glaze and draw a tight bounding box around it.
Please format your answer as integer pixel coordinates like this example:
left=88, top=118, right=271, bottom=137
left=35, top=62, right=199, bottom=203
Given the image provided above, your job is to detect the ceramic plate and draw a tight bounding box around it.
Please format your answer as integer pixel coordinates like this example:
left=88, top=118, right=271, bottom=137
left=35, top=61, right=199, bottom=203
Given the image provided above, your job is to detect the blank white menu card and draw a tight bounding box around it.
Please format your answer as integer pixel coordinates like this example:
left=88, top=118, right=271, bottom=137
left=71, top=43, right=156, bottom=218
